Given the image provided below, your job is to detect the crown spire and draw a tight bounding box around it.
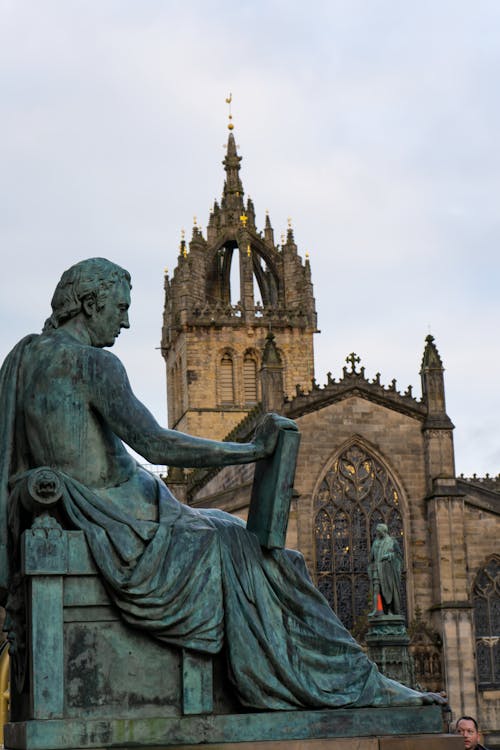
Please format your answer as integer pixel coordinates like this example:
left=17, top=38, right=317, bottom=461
left=221, top=118, right=244, bottom=213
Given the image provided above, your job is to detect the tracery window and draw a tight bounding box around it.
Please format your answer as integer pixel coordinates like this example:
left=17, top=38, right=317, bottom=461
left=243, top=355, right=258, bottom=404
left=313, top=443, right=406, bottom=632
left=473, top=556, right=500, bottom=688
left=220, top=353, right=235, bottom=404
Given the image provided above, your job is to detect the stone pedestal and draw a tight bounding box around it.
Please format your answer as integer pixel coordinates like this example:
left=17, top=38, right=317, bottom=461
left=366, top=614, right=416, bottom=688
left=4, top=708, right=457, bottom=750
left=6, top=522, right=455, bottom=750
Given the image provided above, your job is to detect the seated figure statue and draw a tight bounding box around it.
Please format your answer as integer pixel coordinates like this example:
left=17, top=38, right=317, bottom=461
left=0, top=258, right=444, bottom=711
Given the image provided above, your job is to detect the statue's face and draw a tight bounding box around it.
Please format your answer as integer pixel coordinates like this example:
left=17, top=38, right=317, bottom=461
left=376, top=524, right=386, bottom=538
left=86, top=279, right=131, bottom=348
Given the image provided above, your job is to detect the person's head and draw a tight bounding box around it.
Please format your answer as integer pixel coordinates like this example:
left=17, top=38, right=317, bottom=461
left=44, top=258, right=132, bottom=347
left=455, top=716, right=480, bottom=750
left=376, top=523, right=388, bottom=538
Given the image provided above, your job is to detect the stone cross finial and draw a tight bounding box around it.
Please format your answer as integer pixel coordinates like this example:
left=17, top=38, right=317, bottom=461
left=346, top=352, right=361, bottom=374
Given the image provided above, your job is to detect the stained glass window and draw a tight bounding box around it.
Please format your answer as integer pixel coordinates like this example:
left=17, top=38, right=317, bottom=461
left=313, top=444, right=406, bottom=632
left=473, top=556, right=500, bottom=688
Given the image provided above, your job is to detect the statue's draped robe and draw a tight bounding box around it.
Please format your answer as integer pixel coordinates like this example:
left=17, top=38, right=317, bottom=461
left=1, top=336, right=424, bottom=710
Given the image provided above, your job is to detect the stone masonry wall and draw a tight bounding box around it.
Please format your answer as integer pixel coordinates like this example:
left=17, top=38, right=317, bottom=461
left=189, top=394, right=431, bottom=624
left=292, top=396, right=430, bottom=625
left=167, top=324, right=314, bottom=441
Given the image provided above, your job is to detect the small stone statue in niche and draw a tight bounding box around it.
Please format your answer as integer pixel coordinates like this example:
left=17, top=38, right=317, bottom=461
left=368, top=523, right=403, bottom=616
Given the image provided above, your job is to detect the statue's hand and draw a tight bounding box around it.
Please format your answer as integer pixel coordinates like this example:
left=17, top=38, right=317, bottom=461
left=253, top=413, right=298, bottom=458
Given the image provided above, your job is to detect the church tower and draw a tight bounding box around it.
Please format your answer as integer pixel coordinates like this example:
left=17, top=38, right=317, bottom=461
left=161, top=121, right=317, bottom=440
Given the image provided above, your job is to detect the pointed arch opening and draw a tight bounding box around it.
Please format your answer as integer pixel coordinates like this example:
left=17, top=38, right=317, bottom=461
left=213, top=240, right=238, bottom=306
left=313, top=441, right=407, bottom=633
left=207, top=240, right=280, bottom=310
left=473, top=555, right=500, bottom=689
left=229, top=246, right=241, bottom=306
left=251, top=250, right=279, bottom=307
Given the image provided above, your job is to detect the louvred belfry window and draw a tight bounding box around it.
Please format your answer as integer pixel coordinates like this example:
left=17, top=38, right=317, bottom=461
left=220, top=353, right=235, bottom=404
left=243, top=356, right=257, bottom=403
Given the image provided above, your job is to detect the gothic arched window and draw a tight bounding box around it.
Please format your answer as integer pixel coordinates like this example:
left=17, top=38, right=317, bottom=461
left=243, top=354, right=258, bottom=404
left=313, top=443, right=406, bottom=632
left=220, top=353, right=235, bottom=404
left=473, top=556, right=500, bottom=688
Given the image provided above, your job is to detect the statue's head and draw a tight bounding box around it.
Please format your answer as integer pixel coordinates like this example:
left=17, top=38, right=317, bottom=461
left=375, top=523, right=388, bottom=538
left=43, top=258, right=131, bottom=333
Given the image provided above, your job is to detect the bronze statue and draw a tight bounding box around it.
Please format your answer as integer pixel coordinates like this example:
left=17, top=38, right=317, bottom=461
left=0, top=258, right=445, bottom=710
left=369, top=523, right=403, bottom=616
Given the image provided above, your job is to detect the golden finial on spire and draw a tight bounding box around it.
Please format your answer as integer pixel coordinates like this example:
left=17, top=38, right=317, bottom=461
left=247, top=243, right=251, bottom=257
left=305, top=252, right=310, bottom=260
left=287, top=217, right=292, bottom=228
left=240, top=213, right=248, bottom=227
left=193, top=216, right=197, bottom=227
left=164, top=267, right=169, bottom=275
left=183, top=246, right=188, bottom=258
left=281, top=233, right=285, bottom=244
left=181, top=228, right=185, bottom=240
left=226, top=93, right=234, bottom=130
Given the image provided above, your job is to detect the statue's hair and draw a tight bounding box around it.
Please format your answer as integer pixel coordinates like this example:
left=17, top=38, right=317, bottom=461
left=43, top=258, right=131, bottom=331
left=376, top=523, right=389, bottom=534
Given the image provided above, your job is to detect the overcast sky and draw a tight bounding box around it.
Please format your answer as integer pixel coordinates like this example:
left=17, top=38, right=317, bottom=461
left=1, top=0, right=499, bottom=476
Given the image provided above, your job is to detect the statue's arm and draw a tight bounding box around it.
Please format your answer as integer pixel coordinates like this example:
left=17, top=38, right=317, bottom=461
left=90, top=350, right=296, bottom=468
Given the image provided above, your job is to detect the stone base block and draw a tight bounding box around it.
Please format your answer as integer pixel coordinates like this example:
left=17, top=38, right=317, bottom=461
left=4, top=705, right=453, bottom=750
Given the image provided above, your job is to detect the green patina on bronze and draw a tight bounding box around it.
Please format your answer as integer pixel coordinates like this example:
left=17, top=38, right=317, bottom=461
left=0, top=258, right=447, bottom=748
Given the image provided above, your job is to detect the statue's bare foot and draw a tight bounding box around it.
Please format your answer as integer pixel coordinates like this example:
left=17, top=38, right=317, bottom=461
left=421, top=691, right=448, bottom=706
